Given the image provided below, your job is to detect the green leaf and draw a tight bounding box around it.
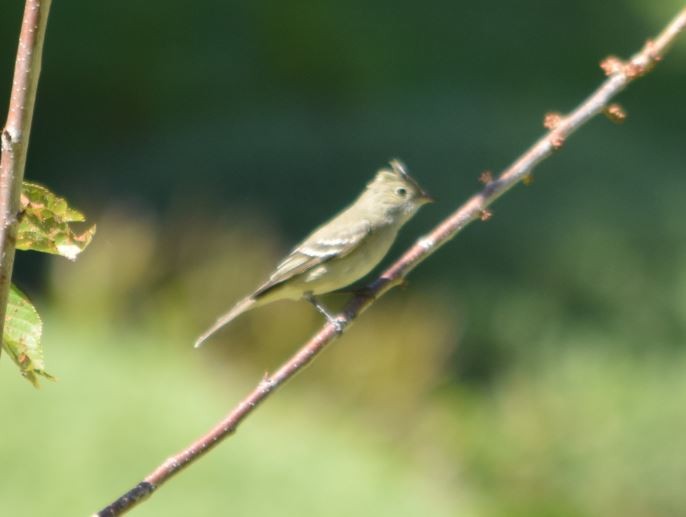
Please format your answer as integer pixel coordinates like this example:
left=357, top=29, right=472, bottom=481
left=2, top=285, right=53, bottom=387
left=17, top=182, right=96, bottom=260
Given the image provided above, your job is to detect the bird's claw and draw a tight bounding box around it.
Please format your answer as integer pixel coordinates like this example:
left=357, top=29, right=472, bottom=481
left=329, top=317, right=345, bottom=334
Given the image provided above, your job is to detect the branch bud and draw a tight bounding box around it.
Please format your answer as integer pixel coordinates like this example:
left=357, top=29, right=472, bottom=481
left=478, top=170, right=494, bottom=184
left=543, top=112, right=563, bottom=130
left=550, top=133, right=565, bottom=150
left=604, top=103, right=627, bottom=124
left=600, top=55, right=624, bottom=76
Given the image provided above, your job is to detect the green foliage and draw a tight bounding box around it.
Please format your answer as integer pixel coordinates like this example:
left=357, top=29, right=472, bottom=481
left=0, top=316, right=465, bottom=517
left=1, top=285, right=52, bottom=387
left=442, top=350, right=686, bottom=516
left=0, top=1, right=683, bottom=513
left=17, top=181, right=96, bottom=261
left=2, top=181, right=95, bottom=385
left=13, top=212, right=679, bottom=515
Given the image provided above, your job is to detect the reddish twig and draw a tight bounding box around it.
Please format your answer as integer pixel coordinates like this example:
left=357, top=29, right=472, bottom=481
left=0, top=0, right=53, bottom=351
left=94, top=7, right=686, bottom=516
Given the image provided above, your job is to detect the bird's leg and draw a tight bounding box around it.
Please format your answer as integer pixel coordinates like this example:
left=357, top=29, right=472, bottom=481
left=333, top=282, right=376, bottom=300
left=304, top=293, right=345, bottom=334
left=351, top=285, right=377, bottom=300
left=333, top=284, right=376, bottom=298
left=340, top=278, right=408, bottom=299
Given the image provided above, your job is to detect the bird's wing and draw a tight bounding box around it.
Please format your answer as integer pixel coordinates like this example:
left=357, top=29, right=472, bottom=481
left=253, top=218, right=372, bottom=297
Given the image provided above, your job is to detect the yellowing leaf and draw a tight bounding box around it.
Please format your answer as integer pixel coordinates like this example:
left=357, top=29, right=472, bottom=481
left=17, top=182, right=96, bottom=261
left=3, top=285, right=53, bottom=387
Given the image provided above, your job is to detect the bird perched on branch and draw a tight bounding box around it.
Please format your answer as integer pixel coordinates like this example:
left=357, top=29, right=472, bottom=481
left=195, top=159, right=433, bottom=348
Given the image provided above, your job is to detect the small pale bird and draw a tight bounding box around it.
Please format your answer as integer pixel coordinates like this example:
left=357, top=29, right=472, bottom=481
left=194, top=159, right=433, bottom=348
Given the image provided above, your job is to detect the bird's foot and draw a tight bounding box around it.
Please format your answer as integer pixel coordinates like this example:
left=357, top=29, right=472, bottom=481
left=328, top=316, right=345, bottom=335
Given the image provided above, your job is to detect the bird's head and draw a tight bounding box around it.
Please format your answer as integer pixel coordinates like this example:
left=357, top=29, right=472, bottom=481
left=365, top=159, right=434, bottom=223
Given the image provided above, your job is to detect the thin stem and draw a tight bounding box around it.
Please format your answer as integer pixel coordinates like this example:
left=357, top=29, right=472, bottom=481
left=94, top=7, right=686, bottom=516
left=0, top=0, right=53, bottom=350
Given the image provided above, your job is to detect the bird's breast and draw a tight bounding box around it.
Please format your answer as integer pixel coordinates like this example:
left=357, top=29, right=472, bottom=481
left=304, top=225, right=399, bottom=294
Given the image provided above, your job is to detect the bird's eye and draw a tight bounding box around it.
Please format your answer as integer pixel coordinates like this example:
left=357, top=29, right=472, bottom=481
left=396, top=187, right=407, bottom=197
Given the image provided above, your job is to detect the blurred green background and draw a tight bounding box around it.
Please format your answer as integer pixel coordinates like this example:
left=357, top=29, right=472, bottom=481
left=2, top=1, right=686, bottom=516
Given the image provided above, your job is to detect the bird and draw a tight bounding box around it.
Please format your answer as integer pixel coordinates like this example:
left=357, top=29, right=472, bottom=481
left=194, top=159, right=433, bottom=348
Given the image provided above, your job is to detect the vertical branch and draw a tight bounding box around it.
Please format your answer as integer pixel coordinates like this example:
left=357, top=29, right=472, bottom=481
left=0, top=0, right=53, bottom=350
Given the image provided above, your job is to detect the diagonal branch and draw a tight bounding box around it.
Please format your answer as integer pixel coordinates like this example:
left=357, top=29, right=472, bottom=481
left=0, top=0, right=53, bottom=352
left=94, top=7, right=686, bottom=516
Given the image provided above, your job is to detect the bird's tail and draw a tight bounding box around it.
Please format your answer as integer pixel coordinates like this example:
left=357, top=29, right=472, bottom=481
left=194, top=296, right=257, bottom=348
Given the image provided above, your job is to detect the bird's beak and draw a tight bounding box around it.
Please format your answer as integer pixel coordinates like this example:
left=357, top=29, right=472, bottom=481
left=420, top=190, right=436, bottom=204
